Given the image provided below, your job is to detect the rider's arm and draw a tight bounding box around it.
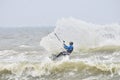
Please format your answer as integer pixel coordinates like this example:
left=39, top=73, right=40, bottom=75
left=63, top=44, right=68, bottom=49
left=63, top=41, right=68, bottom=49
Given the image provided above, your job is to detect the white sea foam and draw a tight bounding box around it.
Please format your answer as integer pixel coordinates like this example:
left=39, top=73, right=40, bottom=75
left=40, top=18, right=120, bottom=53
left=0, top=18, right=120, bottom=80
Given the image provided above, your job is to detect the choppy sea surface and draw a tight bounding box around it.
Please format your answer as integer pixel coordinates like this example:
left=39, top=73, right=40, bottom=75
left=0, top=27, right=53, bottom=80
left=0, top=18, right=120, bottom=80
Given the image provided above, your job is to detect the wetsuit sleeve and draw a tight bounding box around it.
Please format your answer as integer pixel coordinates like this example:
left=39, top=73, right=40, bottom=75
left=63, top=44, right=68, bottom=50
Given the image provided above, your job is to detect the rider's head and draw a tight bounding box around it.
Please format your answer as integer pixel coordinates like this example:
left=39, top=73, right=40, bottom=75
left=69, top=42, right=73, bottom=45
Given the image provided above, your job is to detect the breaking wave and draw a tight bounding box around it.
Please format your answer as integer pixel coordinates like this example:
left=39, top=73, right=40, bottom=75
left=0, top=58, right=120, bottom=80
left=1, top=18, right=120, bottom=80
left=39, top=17, right=120, bottom=80
left=40, top=17, right=120, bottom=53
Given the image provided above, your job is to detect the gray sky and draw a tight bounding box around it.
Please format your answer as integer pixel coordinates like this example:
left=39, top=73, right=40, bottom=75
left=0, top=0, right=120, bottom=27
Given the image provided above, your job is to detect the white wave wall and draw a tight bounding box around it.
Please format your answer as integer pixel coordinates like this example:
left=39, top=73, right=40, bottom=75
left=40, top=18, right=120, bottom=53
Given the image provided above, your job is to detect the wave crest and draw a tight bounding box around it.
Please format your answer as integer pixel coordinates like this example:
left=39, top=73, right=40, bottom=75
left=40, top=18, right=120, bottom=53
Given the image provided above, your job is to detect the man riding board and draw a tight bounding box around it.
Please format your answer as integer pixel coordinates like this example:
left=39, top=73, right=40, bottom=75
left=56, top=41, right=74, bottom=58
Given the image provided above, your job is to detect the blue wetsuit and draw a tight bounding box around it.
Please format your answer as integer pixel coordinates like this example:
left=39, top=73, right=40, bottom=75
left=56, top=43, right=73, bottom=57
left=63, top=44, right=73, bottom=53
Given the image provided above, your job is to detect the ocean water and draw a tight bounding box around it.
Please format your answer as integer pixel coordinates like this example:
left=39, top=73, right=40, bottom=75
left=0, top=27, right=54, bottom=80
left=0, top=18, right=120, bottom=80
